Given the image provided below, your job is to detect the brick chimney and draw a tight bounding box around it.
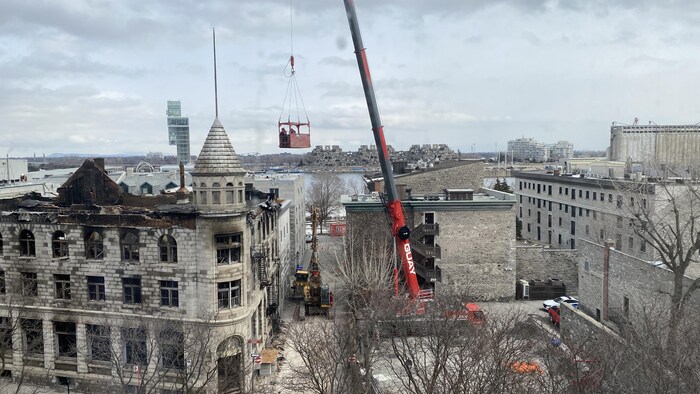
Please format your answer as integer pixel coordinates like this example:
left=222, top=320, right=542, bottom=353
left=93, top=158, right=105, bottom=173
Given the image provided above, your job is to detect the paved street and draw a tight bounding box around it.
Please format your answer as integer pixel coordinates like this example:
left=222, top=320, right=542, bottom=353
left=268, top=232, right=562, bottom=393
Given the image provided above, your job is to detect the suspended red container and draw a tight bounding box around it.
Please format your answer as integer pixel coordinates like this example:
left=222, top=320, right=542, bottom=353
left=278, top=55, right=311, bottom=149
left=279, top=120, right=310, bottom=149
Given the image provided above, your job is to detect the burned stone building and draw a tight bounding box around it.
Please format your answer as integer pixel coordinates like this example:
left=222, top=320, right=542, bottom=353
left=0, top=119, right=286, bottom=393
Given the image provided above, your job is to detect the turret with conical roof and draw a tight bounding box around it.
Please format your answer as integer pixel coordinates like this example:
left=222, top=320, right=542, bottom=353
left=191, top=118, right=247, bottom=212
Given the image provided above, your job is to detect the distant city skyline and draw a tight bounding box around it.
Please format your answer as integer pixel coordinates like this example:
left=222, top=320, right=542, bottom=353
left=3, top=1, right=700, bottom=157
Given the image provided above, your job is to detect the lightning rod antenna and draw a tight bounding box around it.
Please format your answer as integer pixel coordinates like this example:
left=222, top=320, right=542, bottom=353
left=213, top=27, right=219, bottom=118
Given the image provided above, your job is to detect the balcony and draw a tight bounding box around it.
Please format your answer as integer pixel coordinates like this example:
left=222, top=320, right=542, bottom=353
left=415, top=262, right=442, bottom=283
left=412, top=242, right=441, bottom=259
left=410, top=223, right=440, bottom=242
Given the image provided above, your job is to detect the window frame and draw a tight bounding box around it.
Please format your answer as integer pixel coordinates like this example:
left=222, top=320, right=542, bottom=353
left=121, top=230, right=140, bottom=262
left=20, top=272, right=38, bottom=297
left=52, top=231, right=69, bottom=258
left=19, top=230, right=36, bottom=257
left=217, top=280, right=241, bottom=309
left=87, top=276, right=106, bottom=302
left=122, top=277, right=142, bottom=305
left=158, top=235, right=178, bottom=263
left=85, top=230, right=104, bottom=260
left=86, top=324, right=110, bottom=362
left=122, top=328, right=147, bottom=366
left=216, top=234, right=242, bottom=265
left=22, top=319, right=44, bottom=356
left=54, top=274, right=71, bottom=300
left=160, top=280, right=179, bottom=308
left=54, top=321, right=77, bottom=358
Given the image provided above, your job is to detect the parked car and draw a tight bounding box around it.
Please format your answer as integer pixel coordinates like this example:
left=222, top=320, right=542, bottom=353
left=543, top=296, right=578, bottom=311
left=305, top=234, right=313, bottom=243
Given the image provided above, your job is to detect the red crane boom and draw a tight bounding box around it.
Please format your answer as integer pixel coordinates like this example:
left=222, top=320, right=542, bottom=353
left=342, top=0, right=430, bottom=300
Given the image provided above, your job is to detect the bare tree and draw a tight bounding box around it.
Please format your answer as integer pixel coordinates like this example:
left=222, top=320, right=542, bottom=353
left=78, top=315, right=251, bottom=394
left=306, top=173, right=347, bottom=234
left=618, top=178, right=700, bottom=344
left=347, top=178, right=367, bottom=196
left=0, top=277, right=54, bottom=394
left=335, top=233, right=395, bottom=312
left=285, top=318, right=357, bottom=394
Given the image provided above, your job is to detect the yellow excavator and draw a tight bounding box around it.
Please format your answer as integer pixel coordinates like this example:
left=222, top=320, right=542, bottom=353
left=291, top=207, right=333, bottom=316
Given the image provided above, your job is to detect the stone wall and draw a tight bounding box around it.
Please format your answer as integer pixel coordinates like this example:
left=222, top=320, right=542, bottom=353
left=345, top=196, right=516, bottom=301
left=577, top=239, right=700, bottom=326
left=515, top=245, right=578, bottom=294
left=397, top=161, right=484, bottom=193
left=428, top=208, right=515, bottom=301
left=560, top=302, right=618, bottom=346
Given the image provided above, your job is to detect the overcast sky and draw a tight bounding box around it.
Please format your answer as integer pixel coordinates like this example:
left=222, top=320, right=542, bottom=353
left=2, top=0, right=700, bottom=158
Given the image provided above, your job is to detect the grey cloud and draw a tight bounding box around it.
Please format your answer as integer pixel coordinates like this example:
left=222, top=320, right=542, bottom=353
left=0, top=50, right=145, bottom=80
left=318, top=56, right=355, bottom=67
left=522, top=31, right=542, bottom=46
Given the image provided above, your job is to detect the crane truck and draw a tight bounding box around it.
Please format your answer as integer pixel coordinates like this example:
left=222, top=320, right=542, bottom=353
left=343, top=0, right=433, bottom=302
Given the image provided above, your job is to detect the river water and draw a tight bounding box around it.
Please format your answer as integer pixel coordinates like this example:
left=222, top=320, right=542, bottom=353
left=302, top=172, right=366, bottom=192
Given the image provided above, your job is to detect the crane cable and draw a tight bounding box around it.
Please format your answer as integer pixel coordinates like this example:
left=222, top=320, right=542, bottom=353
left=278, top=0, right=310, bottom=126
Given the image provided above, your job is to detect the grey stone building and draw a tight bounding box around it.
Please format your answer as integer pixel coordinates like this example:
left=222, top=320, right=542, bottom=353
left=343, top=188, right=516, bottom=301
left=247, top=174, right=305, bottom=268
left=577, top=239, right=700, bottom=327
left=0, top=119, right=285, bottom=392
left=514, top=171, right=655, bottom=261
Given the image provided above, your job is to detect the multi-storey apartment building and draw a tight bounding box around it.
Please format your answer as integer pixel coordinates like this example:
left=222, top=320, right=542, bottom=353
left=514, top=171, right=654, bottom=260
left=0, top=119, right=284, bottom=393
left=507, top=138, right=574, bottom=162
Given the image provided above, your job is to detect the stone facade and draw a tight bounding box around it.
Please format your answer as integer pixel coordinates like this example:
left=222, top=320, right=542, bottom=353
left=577, top=239, right=700, bottom=327
left=515, top=171, right=656, bottom=261
left=343, top=188, right=516, bottom=301
left=393, top=161, right=484, bottom=194
left=0, top=120, right=287, bottom=392
left=515, top=245, right=578, bottom=294
left=248, top=174, right=305, bottom=269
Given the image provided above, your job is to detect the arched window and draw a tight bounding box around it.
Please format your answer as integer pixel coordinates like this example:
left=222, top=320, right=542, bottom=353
left=121, top=231, right=140, bottom=262
left=225, top=183, right=234, bottom=204
left=19, top=230, right=35, bottom=257
left=52, top=231, right=69, bottom=258
left=159, top=235, right=177, bottom=263
left=85, top=231, right=104, bottom=260
left=200, top=182, right=207, bottom=188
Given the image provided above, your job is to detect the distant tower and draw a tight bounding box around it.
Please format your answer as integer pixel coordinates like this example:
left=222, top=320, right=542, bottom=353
left=166, top=100, right=191, bottom=164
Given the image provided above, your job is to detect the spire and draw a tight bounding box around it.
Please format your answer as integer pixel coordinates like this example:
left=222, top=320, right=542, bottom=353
left=192, top=27, right=246, bottom=176
left=193, top=119, right=245, bottom=175
left=212, top=27, right=219, bottom=119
